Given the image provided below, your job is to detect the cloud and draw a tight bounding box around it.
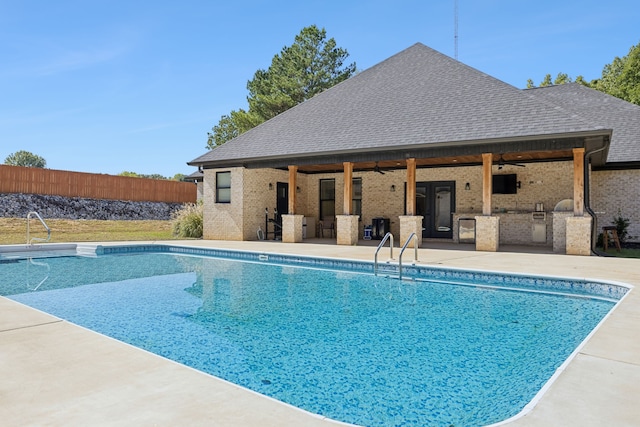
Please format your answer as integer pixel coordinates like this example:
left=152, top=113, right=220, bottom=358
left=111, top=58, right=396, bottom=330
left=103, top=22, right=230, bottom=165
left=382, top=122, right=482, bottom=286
left=1, top=24, right=141, bottom=78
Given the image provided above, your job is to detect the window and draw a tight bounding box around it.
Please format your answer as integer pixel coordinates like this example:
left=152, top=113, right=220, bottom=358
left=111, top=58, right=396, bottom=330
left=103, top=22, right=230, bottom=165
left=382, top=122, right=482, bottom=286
left=216, top=171, right=231, bottom=203
left=319, top=179, right=335, bottom=219
left=352, top=177, right=362, bottom=218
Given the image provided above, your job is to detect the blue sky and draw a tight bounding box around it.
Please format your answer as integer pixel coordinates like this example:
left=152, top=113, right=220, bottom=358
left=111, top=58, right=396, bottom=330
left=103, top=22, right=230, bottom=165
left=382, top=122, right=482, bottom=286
left=1, top=0, right=638, bottom=178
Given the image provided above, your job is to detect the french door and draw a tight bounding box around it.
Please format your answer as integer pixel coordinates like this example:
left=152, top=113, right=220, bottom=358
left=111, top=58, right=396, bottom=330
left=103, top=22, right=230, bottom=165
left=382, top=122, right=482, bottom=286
left=411, top=181, right=455, bottom=238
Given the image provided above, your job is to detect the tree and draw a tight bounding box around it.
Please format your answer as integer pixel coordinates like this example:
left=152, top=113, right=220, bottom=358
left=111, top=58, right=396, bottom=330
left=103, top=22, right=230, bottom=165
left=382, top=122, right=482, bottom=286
left=4, top=150, right=47, bottom=168
left=526, top=42, right=640, bottom=106
left=206, top=110, right=262, bottom=148
left=527, top=72, right=582, bottom=88
left=592, top=42, right=640, bottom=105
left=118, top=171, right=168, bottom=180
left=206, top=25, right=356, bottom=149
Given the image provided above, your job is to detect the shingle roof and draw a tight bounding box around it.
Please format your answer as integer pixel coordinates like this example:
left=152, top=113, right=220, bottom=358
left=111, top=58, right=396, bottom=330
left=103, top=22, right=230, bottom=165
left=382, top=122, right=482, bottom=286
left=189, top=43, right=607, bottom=167
left=184, top=170, right=203, bottom=182
left=525, top=83, right=640, bottom=164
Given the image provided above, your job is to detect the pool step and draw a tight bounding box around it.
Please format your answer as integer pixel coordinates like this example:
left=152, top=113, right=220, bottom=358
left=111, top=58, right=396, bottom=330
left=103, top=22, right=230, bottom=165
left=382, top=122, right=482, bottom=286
left=76, top=245, right=99, bottom=257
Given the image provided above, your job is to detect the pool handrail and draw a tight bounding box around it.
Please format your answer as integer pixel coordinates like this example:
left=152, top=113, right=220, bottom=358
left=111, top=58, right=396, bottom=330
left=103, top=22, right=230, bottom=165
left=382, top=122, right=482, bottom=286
left=398, top=232, right=419, bottom=280
left=374, top=232, right=394, bottom=276
left=27, top=258, right=50, bottom=291
left=27, top=211, right=51, bottom=245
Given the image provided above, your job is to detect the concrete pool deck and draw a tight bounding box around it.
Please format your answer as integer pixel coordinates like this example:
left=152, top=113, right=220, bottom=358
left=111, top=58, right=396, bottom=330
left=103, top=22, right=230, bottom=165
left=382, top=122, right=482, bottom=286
left=1, top=240, right=638, bottom=426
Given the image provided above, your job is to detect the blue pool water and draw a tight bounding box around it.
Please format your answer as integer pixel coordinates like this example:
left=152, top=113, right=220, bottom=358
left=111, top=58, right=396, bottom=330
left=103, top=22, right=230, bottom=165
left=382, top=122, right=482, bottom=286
left=0, top=248, right=624, bottom=427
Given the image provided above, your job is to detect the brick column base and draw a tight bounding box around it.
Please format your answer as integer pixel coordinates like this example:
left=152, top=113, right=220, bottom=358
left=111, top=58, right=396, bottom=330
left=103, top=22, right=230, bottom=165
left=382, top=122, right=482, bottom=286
left=336, top=215, right=359, bottom=245
left=399, top=215, right=423, bottom=248
left=566, top=216, right=592, bottom=255
left=475, top=215, right=500, bottom=252
left=282, top=214, right=303, bottom=243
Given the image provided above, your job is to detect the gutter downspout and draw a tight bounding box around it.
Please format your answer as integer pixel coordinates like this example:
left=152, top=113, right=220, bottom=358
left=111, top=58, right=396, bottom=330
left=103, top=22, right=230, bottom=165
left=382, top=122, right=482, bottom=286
left=584, top=142, right=610, bottom=256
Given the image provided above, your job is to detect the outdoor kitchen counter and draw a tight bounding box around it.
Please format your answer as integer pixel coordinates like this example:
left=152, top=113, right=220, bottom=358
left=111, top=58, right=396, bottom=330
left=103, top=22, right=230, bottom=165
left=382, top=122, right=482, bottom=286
left=452, top=212, right=552, bottom=246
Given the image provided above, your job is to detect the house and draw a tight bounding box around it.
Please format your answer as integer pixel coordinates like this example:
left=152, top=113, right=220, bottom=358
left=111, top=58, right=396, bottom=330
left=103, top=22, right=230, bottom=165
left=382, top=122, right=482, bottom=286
left=188, top=43, right=640, bottom=255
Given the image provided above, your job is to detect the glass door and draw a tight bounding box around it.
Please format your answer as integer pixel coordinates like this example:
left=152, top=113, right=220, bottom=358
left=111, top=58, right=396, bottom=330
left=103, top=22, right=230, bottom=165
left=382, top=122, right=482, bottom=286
left=412, top=181, right=455, bottom=238
left=275, top=182, right=288, bottom=239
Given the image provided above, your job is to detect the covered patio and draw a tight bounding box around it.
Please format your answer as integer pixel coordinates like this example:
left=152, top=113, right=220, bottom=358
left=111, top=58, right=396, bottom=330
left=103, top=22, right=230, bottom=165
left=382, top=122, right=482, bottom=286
left=278, top=139, right=607, bottom=256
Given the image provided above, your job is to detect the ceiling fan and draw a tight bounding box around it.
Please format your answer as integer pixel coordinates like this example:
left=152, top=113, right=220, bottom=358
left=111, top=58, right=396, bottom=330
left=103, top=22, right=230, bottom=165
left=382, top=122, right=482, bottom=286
left=373, top=162, right=392, bottom=174
left=497, top=154, right=525, bottom=170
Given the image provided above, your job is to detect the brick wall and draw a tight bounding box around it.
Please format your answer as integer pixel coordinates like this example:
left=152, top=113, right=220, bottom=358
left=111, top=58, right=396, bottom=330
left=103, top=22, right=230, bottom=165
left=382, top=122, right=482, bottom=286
left=202, top=168, right=244, bottom=240
left=242, top=168, right=291, bottom=240
left=591, top=169, right=640, bottom=242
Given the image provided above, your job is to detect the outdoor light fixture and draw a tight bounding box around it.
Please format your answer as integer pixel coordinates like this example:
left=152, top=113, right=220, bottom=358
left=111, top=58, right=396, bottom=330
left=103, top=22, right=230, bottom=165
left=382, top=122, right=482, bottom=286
left=268, top=183, right=273, bottom=190
left=296, top=186, right=301, bottom=193
left=465, top=182, right=470, bottom=190
left=390, top=185, right=396, bottom=192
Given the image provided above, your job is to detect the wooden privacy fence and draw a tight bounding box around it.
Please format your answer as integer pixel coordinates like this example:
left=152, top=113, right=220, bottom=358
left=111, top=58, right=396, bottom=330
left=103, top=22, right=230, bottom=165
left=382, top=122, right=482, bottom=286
left=0, top=165, right=197, bottom=203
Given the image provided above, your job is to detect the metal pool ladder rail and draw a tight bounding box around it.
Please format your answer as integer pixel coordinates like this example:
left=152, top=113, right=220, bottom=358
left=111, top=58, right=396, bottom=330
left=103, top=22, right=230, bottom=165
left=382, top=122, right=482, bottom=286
left=374, top=232, right=394, bottom=276
left=27, top=211, right=51, bottom=245
left=27, top=258, right=50, bottom=291
left=398, top=232, right=419, bottom=280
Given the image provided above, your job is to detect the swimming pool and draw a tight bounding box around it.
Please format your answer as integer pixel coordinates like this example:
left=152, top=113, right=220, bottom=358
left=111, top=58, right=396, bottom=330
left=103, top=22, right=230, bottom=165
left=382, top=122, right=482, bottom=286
left=0, top=245, right=628, bottom=427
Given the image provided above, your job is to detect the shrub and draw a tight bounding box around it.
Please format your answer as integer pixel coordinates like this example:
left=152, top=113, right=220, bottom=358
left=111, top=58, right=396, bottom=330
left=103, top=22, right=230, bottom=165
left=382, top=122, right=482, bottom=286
left=613, top=211, right=631, bottom=244
left=172, top=202, right=203, bottom=238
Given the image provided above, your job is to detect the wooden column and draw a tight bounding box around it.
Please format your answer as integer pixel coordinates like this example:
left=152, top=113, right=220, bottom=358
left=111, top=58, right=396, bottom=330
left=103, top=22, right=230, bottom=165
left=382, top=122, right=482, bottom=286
left=573, top=148, right=585, bottom=216
left=342, top=162, right=353, bottom=215
left=406, top=158, right=416, bottom=215
left=343, top=162, right=353, bottom=215
left=288, top=165, right=297, bottom=214
left=482, top=153, right=493, bottom=215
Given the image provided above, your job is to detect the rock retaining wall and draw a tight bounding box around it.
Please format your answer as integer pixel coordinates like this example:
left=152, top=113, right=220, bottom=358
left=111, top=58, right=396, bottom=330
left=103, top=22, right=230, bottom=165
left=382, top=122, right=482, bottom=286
left=0, top=193, right=186, bottom=220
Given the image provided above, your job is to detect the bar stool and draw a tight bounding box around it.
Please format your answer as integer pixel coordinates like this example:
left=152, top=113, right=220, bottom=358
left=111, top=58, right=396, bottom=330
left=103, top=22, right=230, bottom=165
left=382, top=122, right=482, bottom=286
left=602, top=226, right=622, bottom=252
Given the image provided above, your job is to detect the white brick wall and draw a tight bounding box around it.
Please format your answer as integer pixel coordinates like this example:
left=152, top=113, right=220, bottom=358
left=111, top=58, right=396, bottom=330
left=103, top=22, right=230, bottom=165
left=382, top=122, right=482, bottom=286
left=591, top=169, right=640, bottom=242
left=202, top=168, right=244, bottom=240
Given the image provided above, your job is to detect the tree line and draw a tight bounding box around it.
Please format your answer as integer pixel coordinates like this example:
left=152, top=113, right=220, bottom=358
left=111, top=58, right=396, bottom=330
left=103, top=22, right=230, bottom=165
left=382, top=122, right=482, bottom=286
left=526, top=42, right=640, bottom=105
left=3, top=150, right=185, bottom=181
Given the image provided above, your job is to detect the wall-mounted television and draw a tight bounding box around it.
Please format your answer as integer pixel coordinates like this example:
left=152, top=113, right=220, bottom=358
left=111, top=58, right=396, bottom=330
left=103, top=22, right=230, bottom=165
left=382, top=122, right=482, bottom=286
left=492, top=174, right=518, bottom=194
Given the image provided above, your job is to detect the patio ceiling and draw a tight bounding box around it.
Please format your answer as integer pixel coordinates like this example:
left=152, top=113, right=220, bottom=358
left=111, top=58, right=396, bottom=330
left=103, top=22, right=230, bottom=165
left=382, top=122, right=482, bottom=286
left=289, top=149, right=576, bottom=174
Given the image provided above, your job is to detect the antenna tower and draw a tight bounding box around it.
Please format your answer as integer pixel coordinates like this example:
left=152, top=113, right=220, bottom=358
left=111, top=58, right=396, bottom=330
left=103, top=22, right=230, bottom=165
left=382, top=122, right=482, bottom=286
left=454, top=0, right=459, bottom=59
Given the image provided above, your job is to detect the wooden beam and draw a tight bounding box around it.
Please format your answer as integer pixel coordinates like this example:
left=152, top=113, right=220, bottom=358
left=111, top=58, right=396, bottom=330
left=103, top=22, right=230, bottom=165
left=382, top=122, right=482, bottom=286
left=482, top=153, right=493, bottom=215
left=573, top=148, right=585, bottom=216
left=406, top=158, right=416, bottom=215
left=288, top=165, right=297, bottom=214
left=343, top=162, right=353, bottom=215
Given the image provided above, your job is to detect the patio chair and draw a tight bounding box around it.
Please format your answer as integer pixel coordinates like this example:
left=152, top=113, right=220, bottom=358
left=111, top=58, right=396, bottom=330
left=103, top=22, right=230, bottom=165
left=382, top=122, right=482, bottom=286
left=318, top=217, right=335, bottom=238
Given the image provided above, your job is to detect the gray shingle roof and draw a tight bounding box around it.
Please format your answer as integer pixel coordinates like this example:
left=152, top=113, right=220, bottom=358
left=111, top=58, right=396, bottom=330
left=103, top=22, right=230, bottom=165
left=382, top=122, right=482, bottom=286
left=189, top=43, right=608, bottom=167
left=525, top=83, right=640, bottom=164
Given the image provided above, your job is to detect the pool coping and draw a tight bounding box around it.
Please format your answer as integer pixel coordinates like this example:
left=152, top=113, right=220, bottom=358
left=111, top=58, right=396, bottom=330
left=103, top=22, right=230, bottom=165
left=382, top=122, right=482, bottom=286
left=1, top=240, right=639, bottom=426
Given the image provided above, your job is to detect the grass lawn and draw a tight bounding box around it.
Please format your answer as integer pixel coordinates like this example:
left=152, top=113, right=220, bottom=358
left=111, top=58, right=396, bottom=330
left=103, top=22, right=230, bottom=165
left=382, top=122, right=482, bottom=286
left=598, top=246, right=640, bottom=258
left=0, top=218, right=179, bottom=245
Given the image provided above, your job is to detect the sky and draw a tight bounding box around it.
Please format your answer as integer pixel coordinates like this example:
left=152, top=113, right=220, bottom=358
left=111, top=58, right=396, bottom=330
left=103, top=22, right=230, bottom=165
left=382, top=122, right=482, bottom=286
left=1, top=0, right=639, bottom=178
